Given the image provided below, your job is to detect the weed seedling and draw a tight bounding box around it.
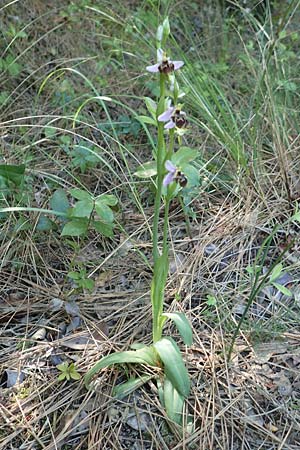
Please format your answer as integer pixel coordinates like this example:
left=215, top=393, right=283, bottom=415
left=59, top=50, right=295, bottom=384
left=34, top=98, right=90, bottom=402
left=57, top=362, right=81, bottom=382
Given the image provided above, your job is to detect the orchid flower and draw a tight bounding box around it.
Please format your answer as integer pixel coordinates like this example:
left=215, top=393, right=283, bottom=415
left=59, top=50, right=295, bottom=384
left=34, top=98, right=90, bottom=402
left=158, top=104, right=188, bottom=129
left=158, top=106, right=176, bottom=129
left=163, top=160, right=177, bottom=186
left=163, top=160, right=188, bottom=187
left=146, top=48, right=184, bottom=74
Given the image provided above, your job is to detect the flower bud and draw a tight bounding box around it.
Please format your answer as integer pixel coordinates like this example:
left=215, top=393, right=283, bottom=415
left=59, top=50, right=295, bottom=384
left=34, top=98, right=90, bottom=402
left=156, top=25, right=163, bottom=45
left=162, top=17, right=170, bottom=46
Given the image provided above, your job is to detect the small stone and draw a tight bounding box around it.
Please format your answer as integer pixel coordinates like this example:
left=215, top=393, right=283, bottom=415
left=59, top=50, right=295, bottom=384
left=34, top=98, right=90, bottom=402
left=5, top=369, right=25, bottom=388
left=126, top=412, right=151, bottom=431
left=49, top=298, right=64, bottom=311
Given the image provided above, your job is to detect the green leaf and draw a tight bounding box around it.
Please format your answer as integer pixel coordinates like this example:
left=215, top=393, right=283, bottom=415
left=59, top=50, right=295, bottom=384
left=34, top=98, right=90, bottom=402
left=99, top=194, right=118, bottom=207
left=95, top=200, right=114, bottom=223
left=8, top=61, right=21, bottom=77
left=70, top=188, right=92, bottom=201
left=269, top=263, right=283, bottom=283
left=183, top=164, right=200, bottom=187
left=0, top=164, right=25, bottom=186
left=61, top=219, right=88, bottom=236
left=272, top=282, right=292, bottom=297
left=291, top=212, right=300, bottom=222
left=130, top=343, right=147, bottom=350
left=71, top=199, right=94, bottom=218
left=36, top=216, right=55, bottom=231
left=246, top=264, right=261, bottom=275
left=70, top=372, right=81, bottom=380
left=82, top=278, right=95, bottom=291
left=113, top=375, right=152, bottom=400
left=144, top=97, right=157, bottom=117
left=154, top=337, right=190, bottom=398
left=16, top=30, right=27, bottom=39
left=246, top=265, right=254, bottom=275
left=136, top=115, right=157, bottom=126
left=0, top=91, right=9, bottom=106
left=172, top=147, right=198, bottom=167
left=84, top=347, right=158, bottom=389
left=57, top=373, right=66, bottom=381
left=57, top=362, right=68, bottom=372
left=206, top=295, right=217, bottom=306
left=157, top=378, right=165, bottom=407
left=151, top=253, right=169, bottom=340
left=44, top=126, right=57, bottom=138
left=93, top=220, right=114, bottom=237
left=50, top=189, right=69, bottom=215
left=134, top=161, right=157, bottom=178
left=157, top=95, right=165, bottom=116
left=162, top=312, right=193, bottom=346
left=162, top=17, right=170, bottom=41
left=70, top=370, right=81, bottom=380
left=13, top=216, right=31, bottom=232
left=163, top=377, right=185, bottom=425
left=68, top=271, right=81, bottom=280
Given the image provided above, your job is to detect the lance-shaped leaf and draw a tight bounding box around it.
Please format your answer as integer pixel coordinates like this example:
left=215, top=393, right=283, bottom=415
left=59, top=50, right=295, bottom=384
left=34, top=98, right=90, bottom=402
left=162, top=312, right=193, bottom=346
left=154, top=337, right=190, bottom=398
left=144, top=97, right=157, bottom=118
left=84, top=346, right=157, bottom=389
left=163, top=376, right=185, bottom=425
left=113, top=375, right=152, bottom=400
left=151, top=253, right=169, bottom=341
left=136, top=115, right=157, bottom=126
left=269, top=263, right=283, bottom=283
left=272, top=282, right=292, bottom=297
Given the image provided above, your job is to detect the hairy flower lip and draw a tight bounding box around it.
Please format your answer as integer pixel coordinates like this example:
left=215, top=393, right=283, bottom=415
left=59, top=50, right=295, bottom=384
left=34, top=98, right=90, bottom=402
left=163, top=160, right=188, bottom=187
left=146, top=49, right=184, bottom=74
left=158, top=105, right=188, bottom=129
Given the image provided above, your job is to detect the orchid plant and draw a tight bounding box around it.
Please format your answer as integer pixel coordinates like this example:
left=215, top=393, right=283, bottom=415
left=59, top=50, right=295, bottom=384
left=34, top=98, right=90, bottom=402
left=84, top=18, right=197, bottom=428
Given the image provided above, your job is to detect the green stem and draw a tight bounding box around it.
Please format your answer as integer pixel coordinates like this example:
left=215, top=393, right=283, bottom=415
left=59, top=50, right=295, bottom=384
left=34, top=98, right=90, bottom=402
left=152, top=197, right=170, bottom=344
left=178, top=195, right=192, bottom=239
left=162, top=198, right=171, bottom=256
left=166, top=128, right=175, bottom=160
left=152, top=76, right=180, bottom=342
left=152, top=74, right=166, bottom=264
left=152, top=73, right=167, bottom=343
